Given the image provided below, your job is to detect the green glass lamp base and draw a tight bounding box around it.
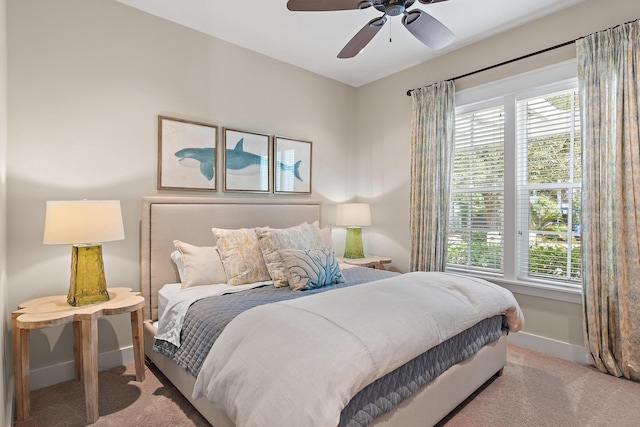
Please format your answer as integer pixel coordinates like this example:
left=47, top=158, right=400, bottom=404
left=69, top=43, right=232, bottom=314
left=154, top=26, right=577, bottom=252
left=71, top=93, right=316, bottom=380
left=343, top=227, right=364, bottom=259
left=68, top=244, right=110, bottom=306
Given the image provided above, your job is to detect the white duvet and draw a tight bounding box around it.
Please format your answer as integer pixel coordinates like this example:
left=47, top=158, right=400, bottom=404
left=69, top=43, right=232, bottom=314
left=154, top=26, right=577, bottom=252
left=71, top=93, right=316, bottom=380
left=192, top=272, right=524, bottom=427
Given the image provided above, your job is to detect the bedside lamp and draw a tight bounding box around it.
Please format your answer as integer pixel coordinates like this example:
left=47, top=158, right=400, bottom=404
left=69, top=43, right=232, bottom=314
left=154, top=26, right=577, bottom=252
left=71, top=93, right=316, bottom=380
left=43, top=200, right=125, bottom=306
left=336, top=203, right=371, bottom=259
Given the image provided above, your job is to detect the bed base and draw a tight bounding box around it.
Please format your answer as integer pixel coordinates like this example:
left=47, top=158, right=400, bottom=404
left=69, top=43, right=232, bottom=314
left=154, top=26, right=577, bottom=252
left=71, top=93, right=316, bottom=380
left=144, top=321, right=507, bottom=427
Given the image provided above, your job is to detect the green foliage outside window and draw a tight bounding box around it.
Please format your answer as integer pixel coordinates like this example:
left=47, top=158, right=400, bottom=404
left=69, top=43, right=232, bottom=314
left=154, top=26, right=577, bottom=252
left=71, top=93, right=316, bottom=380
left=447, top=241, right=502, bottom=270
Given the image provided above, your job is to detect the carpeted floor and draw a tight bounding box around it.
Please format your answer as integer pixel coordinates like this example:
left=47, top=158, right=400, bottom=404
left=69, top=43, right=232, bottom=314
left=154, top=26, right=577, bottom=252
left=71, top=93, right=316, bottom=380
left=14, top=362, right=210, bottom=427
left=13, top=344, right=640, bottom=427
left=439, top=344, right=640, bottom=427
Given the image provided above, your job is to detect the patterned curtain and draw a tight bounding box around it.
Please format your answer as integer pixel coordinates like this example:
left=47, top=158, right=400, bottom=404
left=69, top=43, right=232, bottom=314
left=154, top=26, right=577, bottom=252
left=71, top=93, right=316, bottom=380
left=409, top=81, right=455, bottom=272
left=577, top=20, right=640, bottom=381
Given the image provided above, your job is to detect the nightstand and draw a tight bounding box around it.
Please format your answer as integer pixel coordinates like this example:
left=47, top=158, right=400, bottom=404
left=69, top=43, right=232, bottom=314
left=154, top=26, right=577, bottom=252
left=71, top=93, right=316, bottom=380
left=12, top=287, right=145, bottom=423
left=338, top=255, right=392, bottom=270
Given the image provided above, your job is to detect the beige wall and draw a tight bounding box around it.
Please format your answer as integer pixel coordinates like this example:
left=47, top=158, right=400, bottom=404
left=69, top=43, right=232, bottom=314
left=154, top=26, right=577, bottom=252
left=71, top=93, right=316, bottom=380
left=356, top=0, right=639, bottom=349
left=6, top=0, right=356, bottom=378
left=1, top=0, right=7, bottom=422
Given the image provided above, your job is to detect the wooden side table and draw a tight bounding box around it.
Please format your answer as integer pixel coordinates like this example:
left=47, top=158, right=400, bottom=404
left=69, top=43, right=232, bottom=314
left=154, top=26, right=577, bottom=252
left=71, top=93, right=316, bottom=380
left=338, top=255, right=392, bottom=270
left=12, top=287, right=145, bottom=424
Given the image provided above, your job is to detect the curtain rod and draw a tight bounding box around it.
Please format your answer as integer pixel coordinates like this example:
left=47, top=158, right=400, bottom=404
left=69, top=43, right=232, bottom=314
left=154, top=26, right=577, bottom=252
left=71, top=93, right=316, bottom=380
left=405, top=38, right=577, bottom=97
left=405, top=19, right=639, bottom=96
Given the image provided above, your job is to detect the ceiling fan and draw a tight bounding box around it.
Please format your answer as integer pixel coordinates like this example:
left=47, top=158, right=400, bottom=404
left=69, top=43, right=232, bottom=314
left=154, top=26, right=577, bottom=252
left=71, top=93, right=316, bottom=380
left=287, top=0, right=455, bottom=58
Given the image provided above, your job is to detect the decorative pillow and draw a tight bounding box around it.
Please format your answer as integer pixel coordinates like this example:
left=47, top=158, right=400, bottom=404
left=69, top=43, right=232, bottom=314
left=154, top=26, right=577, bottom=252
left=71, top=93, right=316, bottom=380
left=212, top=227, right=271, bottom=286
left=173, top=240, right=228, bottom=288
left=256, top=222, right=325, bottom=288
left=279, top=247, right=345, bottom=291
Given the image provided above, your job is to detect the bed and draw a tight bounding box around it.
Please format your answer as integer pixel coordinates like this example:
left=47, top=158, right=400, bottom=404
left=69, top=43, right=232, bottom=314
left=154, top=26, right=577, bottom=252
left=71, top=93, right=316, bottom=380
left=140, top=196, right=523, bottom=427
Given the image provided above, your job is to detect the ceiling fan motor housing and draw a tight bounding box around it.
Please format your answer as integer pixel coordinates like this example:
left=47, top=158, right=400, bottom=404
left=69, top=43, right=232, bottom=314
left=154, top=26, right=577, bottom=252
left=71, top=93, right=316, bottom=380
left=375, top=0, right=416, bottom=16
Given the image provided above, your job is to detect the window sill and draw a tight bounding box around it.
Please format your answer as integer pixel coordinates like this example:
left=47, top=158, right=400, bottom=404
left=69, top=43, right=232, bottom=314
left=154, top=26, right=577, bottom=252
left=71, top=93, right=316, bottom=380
left=444, top=268, right=583, bottom=304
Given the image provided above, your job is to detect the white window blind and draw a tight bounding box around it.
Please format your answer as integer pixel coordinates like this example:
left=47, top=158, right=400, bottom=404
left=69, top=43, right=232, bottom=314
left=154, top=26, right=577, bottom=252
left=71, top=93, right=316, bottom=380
left=448, top=105, right=505, bottom=272
left=516, top=88, right=581, bottom=284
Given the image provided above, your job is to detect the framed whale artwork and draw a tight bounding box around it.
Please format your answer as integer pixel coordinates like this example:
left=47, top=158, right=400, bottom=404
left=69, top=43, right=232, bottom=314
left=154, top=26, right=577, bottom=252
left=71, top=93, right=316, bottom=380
left=157, top=116, right=218, bottom=191
left=223, top=128, right=271, bottom=193
left=274, top=136, right=312, bottom=194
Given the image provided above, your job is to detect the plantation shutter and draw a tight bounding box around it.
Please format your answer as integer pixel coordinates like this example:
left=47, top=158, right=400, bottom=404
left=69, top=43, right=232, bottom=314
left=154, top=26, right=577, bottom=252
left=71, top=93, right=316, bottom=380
left=516, top=88, right=581, bottom=284
left=447, top=105, right=505, bottom=272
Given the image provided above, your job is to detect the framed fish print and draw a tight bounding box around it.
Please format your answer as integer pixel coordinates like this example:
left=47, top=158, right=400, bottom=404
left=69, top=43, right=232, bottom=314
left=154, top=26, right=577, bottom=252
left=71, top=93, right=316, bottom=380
left=158, top=116, right=218, bottom=191
left=273, top=136, right=312, bottom=194
left=223, top=128, right=271, bottom=193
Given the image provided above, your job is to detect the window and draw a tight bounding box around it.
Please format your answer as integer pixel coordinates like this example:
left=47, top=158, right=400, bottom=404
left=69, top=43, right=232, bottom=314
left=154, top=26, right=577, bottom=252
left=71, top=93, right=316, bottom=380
left=448, top=106, right=505, bottom=273
left=447, top=72, right=581, bottom=290
left=516, top=90, right=581, bottom=284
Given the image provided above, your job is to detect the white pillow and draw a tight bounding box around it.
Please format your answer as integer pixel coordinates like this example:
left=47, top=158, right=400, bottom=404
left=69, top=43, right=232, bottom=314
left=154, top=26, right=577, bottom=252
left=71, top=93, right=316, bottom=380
left=173, top=240, right=228, bottom=288
left=320, top=226, right=333, bottom=249
left=170, top=250, right=185, bottom=282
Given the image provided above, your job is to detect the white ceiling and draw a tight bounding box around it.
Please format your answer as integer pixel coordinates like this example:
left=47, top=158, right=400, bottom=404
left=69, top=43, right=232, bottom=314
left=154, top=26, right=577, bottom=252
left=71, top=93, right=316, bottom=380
left=115, top=0, right=583, bottom=87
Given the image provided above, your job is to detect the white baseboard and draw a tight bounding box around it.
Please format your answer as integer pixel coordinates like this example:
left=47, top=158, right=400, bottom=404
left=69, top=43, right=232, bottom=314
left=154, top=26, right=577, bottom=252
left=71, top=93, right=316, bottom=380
left=508, top=331, right=591, bottom=365
left=29, top=346, right=135, bottom=391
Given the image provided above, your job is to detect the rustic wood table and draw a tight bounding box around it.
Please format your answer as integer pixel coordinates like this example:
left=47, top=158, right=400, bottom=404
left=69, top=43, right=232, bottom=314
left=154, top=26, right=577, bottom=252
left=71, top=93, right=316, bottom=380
left=12, top=287, right=145, bottom=423
left=338, top=255, right=392, bottom=270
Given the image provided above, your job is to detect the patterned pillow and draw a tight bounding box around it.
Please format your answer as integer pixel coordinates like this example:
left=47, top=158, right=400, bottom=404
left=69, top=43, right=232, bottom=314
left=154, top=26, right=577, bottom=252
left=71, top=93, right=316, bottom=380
left=279, top=247, right=345, bottom=291
left=256, top=222, right=324, bottom=288
left=212, top=228, right=271, bottom=286
left=173, top=241, right=228, bottom=288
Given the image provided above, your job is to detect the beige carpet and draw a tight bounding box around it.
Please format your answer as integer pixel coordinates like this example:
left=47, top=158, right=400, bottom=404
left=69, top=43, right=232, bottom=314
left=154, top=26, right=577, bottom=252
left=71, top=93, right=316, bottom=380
left=438, top=344, right=640, bottom=427
left=14, top=344, right=640, bottom=427
left=14, top=363, right=209, bottom=427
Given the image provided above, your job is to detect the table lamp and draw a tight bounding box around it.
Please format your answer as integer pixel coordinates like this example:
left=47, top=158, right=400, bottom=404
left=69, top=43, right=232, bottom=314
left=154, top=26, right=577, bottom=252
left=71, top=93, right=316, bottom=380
left=336, top=203, right=371, bottom=259
left=43, top=200, right=125, bottom=306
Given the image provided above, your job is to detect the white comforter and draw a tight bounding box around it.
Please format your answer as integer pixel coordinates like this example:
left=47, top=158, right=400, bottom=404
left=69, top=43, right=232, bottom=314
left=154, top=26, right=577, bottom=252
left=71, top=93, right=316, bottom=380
left=192, top=272, right=524, bottom=427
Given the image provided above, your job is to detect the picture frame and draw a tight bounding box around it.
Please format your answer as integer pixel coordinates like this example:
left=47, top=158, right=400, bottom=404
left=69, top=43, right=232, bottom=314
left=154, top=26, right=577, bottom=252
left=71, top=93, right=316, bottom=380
left=157, top=116, right=218, bottom=191
left=223, top=128, right=271, bottom=193
left=273, top=136, right=312, bottom=194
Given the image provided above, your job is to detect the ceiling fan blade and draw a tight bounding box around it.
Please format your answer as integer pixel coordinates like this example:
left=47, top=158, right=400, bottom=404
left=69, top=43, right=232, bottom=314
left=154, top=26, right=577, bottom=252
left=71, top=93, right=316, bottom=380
left=287, top=0, right=370, bottom=12
left=417, top=0, right=450, bottom=4
left=402, top=9, right=455, bottom=50
left=338, top=16, right=387, bottom=59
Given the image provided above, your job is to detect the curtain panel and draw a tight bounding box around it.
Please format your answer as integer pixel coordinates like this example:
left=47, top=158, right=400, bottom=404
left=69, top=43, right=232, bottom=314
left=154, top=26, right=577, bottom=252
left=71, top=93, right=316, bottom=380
left=409, top=81, right=455, bottom=272
left=577, top=20, right=640, bottom=381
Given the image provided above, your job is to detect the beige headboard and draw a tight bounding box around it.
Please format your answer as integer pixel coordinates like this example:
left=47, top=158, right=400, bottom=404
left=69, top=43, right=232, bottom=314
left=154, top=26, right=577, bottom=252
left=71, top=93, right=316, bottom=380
left=140, top=196, right=321, bottom=321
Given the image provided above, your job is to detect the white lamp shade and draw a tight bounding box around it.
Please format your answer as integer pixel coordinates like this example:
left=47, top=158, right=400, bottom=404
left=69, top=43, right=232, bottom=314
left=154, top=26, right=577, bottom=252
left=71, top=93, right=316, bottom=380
left=43, top=200, right=125, bottom=244
left=336, top=203, right=372, bottom=227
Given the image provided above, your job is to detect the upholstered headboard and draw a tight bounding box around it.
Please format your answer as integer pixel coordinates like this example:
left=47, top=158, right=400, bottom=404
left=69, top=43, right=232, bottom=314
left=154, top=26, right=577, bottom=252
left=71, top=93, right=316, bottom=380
left=140, top=196, right=321, bottom=321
